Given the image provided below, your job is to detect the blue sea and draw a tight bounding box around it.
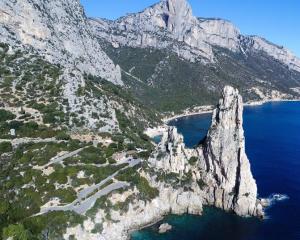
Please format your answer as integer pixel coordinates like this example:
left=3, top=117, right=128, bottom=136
left=132, top=101, right=300, bottom=240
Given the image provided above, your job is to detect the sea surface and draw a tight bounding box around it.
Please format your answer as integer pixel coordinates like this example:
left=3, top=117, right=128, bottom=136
left=132, top=101, right=300, bottom=240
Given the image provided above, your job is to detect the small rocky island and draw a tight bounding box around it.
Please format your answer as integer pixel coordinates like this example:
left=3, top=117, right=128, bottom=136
left=158, top=223, right=172, bottom=233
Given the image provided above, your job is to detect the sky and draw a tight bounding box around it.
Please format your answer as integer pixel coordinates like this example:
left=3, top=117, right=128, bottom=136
left=80, top=0, right=300, bottom=56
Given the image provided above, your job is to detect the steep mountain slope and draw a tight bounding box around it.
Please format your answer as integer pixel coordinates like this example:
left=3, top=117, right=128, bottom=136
left=0, top=0, right=134, bottom=131
left=90, top=0, right=300, bottom=112
left=1, top=0, right=160, bottom=133
left=0, top=41, right=160, bottom=240
left=0, top=0, right=121, bottom=84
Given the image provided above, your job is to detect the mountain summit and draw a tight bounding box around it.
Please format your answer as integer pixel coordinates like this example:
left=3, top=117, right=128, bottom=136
left=155, top=0, right=195, bottom=37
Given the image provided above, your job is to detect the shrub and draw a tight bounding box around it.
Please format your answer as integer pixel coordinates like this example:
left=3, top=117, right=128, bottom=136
left=2, top=223, right=31, bottom=240
left=0, top=109, right=16, bottom=122
left=188, top=156, right=198, bottom=165
left=56, top=132, right=70, bottom=141
left=116, top=167, right=158, bottom=201
left=78, top=146, right=106, bottom=164
left=0, top=142, right=12, bottom=154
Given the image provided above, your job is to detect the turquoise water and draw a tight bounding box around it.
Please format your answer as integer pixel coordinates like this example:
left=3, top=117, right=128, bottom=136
left=132, top=101, right=300, bottom=240
left=153, top=135, right=162, bottom=144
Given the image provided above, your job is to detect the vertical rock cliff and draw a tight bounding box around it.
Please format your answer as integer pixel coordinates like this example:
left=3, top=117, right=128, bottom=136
left=150, top=86, right=263, bottom=217
left=149, top=126, right=192, bottom=174
left=201, top=86, right=262, bottom=216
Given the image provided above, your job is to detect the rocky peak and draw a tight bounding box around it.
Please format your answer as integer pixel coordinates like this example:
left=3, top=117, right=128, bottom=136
left=112, top=0, right=196, bottom=38
left=250, top=36, right=300, bottom=72
left=149, top=126, right=192, bottom=174
left=91, top=0, right=300, bottom=72
left=202, top=86, right=263, bottom=217
left=161, top=0, right=195, bottom=36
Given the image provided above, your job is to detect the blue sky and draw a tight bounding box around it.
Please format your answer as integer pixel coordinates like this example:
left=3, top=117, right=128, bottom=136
left=80, top=0, right=300, bottom=56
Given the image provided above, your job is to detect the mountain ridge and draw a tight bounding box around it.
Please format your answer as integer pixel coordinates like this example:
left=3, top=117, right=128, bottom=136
left=91, top=0, right=300, bottom=71
left=89, top=0, right=300, bottom=112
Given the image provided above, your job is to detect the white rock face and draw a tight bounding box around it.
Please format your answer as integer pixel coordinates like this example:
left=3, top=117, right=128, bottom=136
left=158, top=223, right=172, bottom=233
left=149, top=126, right=192, bottom=174
left=90, top=0, right=300, bottom=71
left=250, top=36, right=300, bottom=72
left=0, top=0, right=127, bottom=132
left=64, top=185, right=203, bottom=240
left=201, top=86, right=262, bottom=216
left=150, top=86, right=263, bottom=217
left=0, top=0, right=122, bottom=85
left=162, top=0, right=195, bottom=37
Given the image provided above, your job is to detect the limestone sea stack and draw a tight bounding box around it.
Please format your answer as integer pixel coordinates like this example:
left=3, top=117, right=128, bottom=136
left=201, top=86, right=263, bottom=217
left=150, top=86, right=264, bottom=217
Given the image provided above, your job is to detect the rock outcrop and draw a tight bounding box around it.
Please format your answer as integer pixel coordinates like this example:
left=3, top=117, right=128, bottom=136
left=149, top=126, right=192, bottom=174
left=201, top=86, right=262, bottom=216
left=150, top=86, right=263, bottom=217
left=158, top=223, right=172, bottom=233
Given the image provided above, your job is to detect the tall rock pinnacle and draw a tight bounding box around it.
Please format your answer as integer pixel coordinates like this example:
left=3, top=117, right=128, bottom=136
left=150, top=86, right=264, bottom=217
left=203, top=86, right=263, bottom=216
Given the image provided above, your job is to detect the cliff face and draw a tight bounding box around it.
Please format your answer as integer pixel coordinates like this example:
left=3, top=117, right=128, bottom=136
left=0, top=0, right=122, bottom=84
left=90, top=0, right=300, bottom=113
left=149, top=126, right=192, bottom=174
left=201, top=86, right=262, bottom=216
left=149, top=86, right=263, bottom=217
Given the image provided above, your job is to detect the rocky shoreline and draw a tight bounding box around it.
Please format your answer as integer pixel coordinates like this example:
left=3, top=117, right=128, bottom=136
left=64, top=86, right=265, bottom=240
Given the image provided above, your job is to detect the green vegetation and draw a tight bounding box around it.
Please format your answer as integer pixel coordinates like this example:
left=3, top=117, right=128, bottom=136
left=112, top=193, right=136, bottom=214
left=117, top=167, right=159, bottom=201
left=55, top=131, right=70, bottom=140
left=156, top=171, right=181, bottom=185
left=29, top=102, right=66, bottom=125
left=188, top=156, right=198, bottom=165
left=0, top=141, right=87, bottom=231
left=0, top=138, right=127, bottom=238
left=0, top=109, right=16, bottom=122
left=103, top=43, right=300, bottom=113
left=86, top=196, right=111, bottom=219
left=65, top=145, right=114, bottom=165
left=23, top=211, right=85, bottom=240
left=0, top=120, right=68, bottom=139
left=2, top=223, right=30, bottom=240
left=0, top=142, right=12, bottom=154
left=79, top=146, right=105, bottom=164
left=115, top=110, right=154, bottom=151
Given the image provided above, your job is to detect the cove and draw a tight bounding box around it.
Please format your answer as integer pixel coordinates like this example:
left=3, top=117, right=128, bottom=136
left=132, top=101, right=300, bottom=240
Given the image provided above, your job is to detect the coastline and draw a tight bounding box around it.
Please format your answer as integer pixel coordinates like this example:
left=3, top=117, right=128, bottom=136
left=162, top=98, right=300, bottom=123
left=162, top=109, right=213, bottom=123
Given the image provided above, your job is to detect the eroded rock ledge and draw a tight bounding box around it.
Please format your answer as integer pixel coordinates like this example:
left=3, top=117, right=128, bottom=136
left=65, top=86, right=264, bottom=240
